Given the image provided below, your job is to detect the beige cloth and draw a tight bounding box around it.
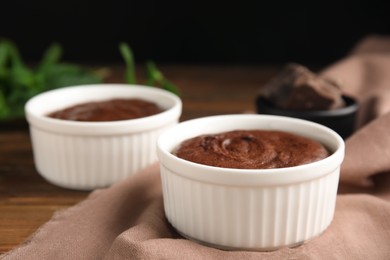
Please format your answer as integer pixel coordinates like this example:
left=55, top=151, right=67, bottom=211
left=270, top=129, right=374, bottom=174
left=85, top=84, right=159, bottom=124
left=3, top=36, right=390, bottom=260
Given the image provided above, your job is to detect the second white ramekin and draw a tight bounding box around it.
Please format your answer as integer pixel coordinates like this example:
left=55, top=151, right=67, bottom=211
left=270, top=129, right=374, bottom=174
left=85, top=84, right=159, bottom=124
left=25, top=84, right=182, bottom=190
left=157, top=114, right=344, bottom=251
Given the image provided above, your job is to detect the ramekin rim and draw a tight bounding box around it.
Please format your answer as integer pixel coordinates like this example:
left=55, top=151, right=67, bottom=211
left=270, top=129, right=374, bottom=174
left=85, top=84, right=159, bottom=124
left=157, top=114, right=345, bottom=176
left=25, top=84, right=182, bottom=134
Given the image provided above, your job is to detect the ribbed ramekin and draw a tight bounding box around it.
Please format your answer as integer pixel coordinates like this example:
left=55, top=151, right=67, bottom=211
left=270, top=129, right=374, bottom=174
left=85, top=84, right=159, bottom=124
left=157, top=114, right=344, bottom=251
left=25, top=84, right=182, bottom=190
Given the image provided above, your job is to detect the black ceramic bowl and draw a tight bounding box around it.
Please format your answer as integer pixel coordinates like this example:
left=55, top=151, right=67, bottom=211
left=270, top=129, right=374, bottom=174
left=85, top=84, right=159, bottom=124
left=255, top=95, right=358, bottom=139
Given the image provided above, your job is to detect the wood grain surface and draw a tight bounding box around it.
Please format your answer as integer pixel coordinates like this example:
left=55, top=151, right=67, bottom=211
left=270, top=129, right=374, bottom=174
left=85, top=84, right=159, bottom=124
left=0, top=65, right=280, bottom=253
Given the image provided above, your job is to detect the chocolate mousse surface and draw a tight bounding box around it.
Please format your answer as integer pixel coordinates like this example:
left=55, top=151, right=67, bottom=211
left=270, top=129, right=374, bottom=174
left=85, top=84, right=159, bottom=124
left=48, top=98, right=162, bottom=122
left=258, top=63, right=345, bottom=111
left=173, top=130, right=330, bottom=169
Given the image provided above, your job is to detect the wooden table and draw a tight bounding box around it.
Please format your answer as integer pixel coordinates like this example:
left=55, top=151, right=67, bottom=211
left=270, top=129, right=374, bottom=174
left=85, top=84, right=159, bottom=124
left=0, top=64, right=280, bottom=253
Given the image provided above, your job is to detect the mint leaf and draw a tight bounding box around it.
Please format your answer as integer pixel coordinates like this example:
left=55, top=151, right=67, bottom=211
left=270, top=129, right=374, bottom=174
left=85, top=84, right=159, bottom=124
left=0, top=39, right=103, bottom=121
left=119, top=42, right=136, bottom=84
left=145, top=60, right=180, bottom=96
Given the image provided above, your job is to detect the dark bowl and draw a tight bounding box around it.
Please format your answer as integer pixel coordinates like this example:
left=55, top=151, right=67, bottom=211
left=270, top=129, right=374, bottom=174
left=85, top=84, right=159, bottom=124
left=255, top=95, right=358, bottom=139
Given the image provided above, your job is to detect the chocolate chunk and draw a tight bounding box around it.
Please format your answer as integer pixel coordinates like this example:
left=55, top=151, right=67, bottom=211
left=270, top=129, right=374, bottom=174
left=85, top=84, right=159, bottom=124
left=258, top=63, right=345, bottom=110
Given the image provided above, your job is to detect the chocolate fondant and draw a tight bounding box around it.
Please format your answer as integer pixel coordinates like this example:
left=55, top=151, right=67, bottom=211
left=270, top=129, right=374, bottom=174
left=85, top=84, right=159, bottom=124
left=48, top=98, right=162, bottom=122
left=173, top=130, right=329, bottom=169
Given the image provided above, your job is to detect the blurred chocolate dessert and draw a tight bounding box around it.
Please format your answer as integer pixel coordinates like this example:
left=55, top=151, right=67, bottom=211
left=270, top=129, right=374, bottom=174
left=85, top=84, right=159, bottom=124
left=256, top=63, right=358, bottom=138
left=48, top=98, right=162, bottom=122
left=258, top=63, right=345, bottom=110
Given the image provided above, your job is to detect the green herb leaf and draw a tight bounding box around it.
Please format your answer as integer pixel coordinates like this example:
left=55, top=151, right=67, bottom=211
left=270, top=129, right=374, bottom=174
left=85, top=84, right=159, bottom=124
left=145, top=60, right=180, bottom=96
left=0, top=89, right=10, bottom=119
left=38, top=43, right=62, bottom=72
left=119, top=42, right=136, bottom=84
left=39, top=63, right=101, bottom=89
left=0, top=42, right=8, bottom=68
left=146, top=61, right=164, bottom=82
left=0, top=39, right=104, bottom=121
left=0, top=42, right=9, bottom=79
left=161, top=79, right=180, bottom=96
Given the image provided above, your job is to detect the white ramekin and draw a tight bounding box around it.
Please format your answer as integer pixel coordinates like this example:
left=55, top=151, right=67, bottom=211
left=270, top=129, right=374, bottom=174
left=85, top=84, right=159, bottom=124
left=25, top=84, right=182, bottom=190
left=157, top=114, right=344, bottom=251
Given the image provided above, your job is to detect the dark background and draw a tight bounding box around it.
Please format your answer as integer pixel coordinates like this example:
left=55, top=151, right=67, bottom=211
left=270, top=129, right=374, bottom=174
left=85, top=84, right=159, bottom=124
left=1, top=1, right=389, bottom=66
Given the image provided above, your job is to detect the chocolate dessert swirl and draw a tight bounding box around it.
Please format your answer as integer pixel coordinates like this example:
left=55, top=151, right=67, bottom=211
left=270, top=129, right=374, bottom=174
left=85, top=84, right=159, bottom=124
left=48, top=98, right=162, bottom=122
left=174, top=130, right=329, bottom=169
